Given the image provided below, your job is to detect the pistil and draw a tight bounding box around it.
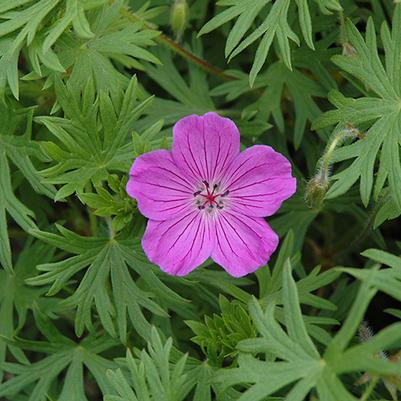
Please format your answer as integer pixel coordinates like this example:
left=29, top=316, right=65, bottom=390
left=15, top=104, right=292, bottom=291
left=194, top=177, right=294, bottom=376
left=193, top=180, right=229, bottom=211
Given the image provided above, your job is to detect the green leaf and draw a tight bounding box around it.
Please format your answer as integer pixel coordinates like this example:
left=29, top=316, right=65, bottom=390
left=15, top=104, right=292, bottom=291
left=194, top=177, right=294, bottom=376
left=199, top=0, right=340, bottom=84
left=215, top=62, right=328, bottom=148
left=186, top=295, right=257, bottom=366
left=0, top=310, right=116, bottom=400
left=215, top=270, right=396, bottom=400
left=313, top=7, right=401, bottom=210
left=105, top=328, right=194, bottom=401
left=337, top=249, right=401, bottom=306
left=0, top=0, right=107, bottom=98
left=141, top=43, right=215, bottom=128
left=361, top=248, right=401, bottom=269
left=282, top=259, right=320, bottom=359
left=27, top=225, right=177, bottom=341
left=56, top=1, right=160, bottom=95
left=296, top=0, right=314, bottom=50
left=0, top=239, right=55, bottom=381
left=0, top=105, right=54, bottom=272
left=37, top=76, right=155, bottom=200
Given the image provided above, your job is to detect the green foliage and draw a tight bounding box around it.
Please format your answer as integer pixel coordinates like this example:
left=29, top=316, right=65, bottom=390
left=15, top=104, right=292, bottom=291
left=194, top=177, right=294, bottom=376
left=0, top=0, right=104, bottom=98
left=0, top=239, right=54, bottom=381
left=0, top=309, right=117, bottom=401
left=2, top=0, right=401, bottom=400
left=143, top=44, right=215, bottom=125
left=105, top=327, right=240, bottom=401
left=0, top=105, right=54, bottom=273
left=216, top=261, right=401, bottom=401
left=186, top=296, right=256, bottom=367
left=79, top=174, right=137, bottom=233
left=105, top=328, right=192, bottom=401
left=27, top=224, right=172, bottom=341
left=339, top=248, right=401, bottom=304
left=37, top=76, right=155, bottom=201
left=0, top=0, right=160, bottom=98
left=212, top=61, right=329, bottom=148
left=199, top=0, right=341, bottom=85
left=314, top=6, right=401, bottom=218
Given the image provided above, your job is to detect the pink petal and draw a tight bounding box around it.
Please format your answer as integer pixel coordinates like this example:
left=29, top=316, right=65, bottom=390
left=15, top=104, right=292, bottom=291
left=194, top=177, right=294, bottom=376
left=126, top=149, right=194, bottom=220
left=142, top=213, right=214, bottom=276
left=211, top=213, right=278, bottom=277
left=172, top=112, right=240, bottom=183
left=222, top=145, right=296, bottom=217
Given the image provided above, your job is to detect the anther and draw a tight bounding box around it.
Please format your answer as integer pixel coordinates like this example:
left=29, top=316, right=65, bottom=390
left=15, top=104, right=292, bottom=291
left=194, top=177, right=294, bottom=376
left=217, top=205, right=224, bottom=209
left=193, top=190, right=201, bottom=197
left=209, top=204, right=214, bottom=209
left=221, top=190, right=229, bottom=197
left=202, top=180, right=209, bottom=188
left=198, top=205, right=205, bottom=210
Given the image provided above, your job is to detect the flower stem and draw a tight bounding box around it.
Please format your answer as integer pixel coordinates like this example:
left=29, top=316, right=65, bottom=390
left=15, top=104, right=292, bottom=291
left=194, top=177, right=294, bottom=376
left=319, top=125, right=359, bottom=184
left=120, top=7, right=235, bottom=82
left=305, top=124, right=362, bottom=208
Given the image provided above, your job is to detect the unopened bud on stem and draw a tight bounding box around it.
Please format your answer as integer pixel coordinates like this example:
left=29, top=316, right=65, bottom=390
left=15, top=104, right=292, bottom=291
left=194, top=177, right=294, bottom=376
left=171, top=0, right=189, bottom=42
left=305, top=124, right=362, bottom=209
left=305, top=175, right=329, bottom=209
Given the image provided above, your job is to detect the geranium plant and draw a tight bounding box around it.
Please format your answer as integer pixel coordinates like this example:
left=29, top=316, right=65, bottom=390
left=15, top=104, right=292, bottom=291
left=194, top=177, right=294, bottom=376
left=1, top=1, right=401, bottom=400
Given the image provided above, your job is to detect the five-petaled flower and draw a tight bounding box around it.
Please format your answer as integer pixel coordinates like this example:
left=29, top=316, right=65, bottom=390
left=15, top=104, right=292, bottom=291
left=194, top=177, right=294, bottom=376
left=126, top=112, right=296, bottom=277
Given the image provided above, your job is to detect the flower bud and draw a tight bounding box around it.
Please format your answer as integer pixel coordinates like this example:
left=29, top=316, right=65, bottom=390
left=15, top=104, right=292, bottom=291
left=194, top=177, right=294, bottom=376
left=170, top=0, right=189, bottom=41
left=305, top=124, right=362, bottom=209
left=305, top=175, right=328, bottom=209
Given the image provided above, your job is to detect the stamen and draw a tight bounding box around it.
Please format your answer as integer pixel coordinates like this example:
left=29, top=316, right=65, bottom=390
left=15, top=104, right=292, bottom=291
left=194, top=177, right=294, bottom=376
left=195, top=181, right=228, bottom=212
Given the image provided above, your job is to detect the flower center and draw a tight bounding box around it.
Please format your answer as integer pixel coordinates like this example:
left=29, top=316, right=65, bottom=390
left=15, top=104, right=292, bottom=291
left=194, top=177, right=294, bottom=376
left=193, top=180, right=229, bottom=211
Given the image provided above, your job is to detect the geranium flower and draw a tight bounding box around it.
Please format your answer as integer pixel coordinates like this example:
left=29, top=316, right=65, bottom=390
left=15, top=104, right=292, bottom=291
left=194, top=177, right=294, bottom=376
left=126, top=112, right=296, bottom=277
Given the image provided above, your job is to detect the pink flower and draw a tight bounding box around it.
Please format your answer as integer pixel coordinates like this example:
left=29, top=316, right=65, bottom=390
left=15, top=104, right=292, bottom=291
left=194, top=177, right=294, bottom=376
left=126, top=112, right=296, bottom=277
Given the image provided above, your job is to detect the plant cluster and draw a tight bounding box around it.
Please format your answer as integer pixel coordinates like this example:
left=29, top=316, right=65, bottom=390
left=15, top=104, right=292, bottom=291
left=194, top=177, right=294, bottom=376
left=1, top=0, right=401, bottom=400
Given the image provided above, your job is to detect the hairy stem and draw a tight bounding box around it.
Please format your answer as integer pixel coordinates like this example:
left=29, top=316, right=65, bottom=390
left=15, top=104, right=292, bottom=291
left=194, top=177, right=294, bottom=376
left=305, top=125, right=362, bottom=208
left=319, top=126, right=359, bottom=185
left=120, top=7, right=235, bottom=82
